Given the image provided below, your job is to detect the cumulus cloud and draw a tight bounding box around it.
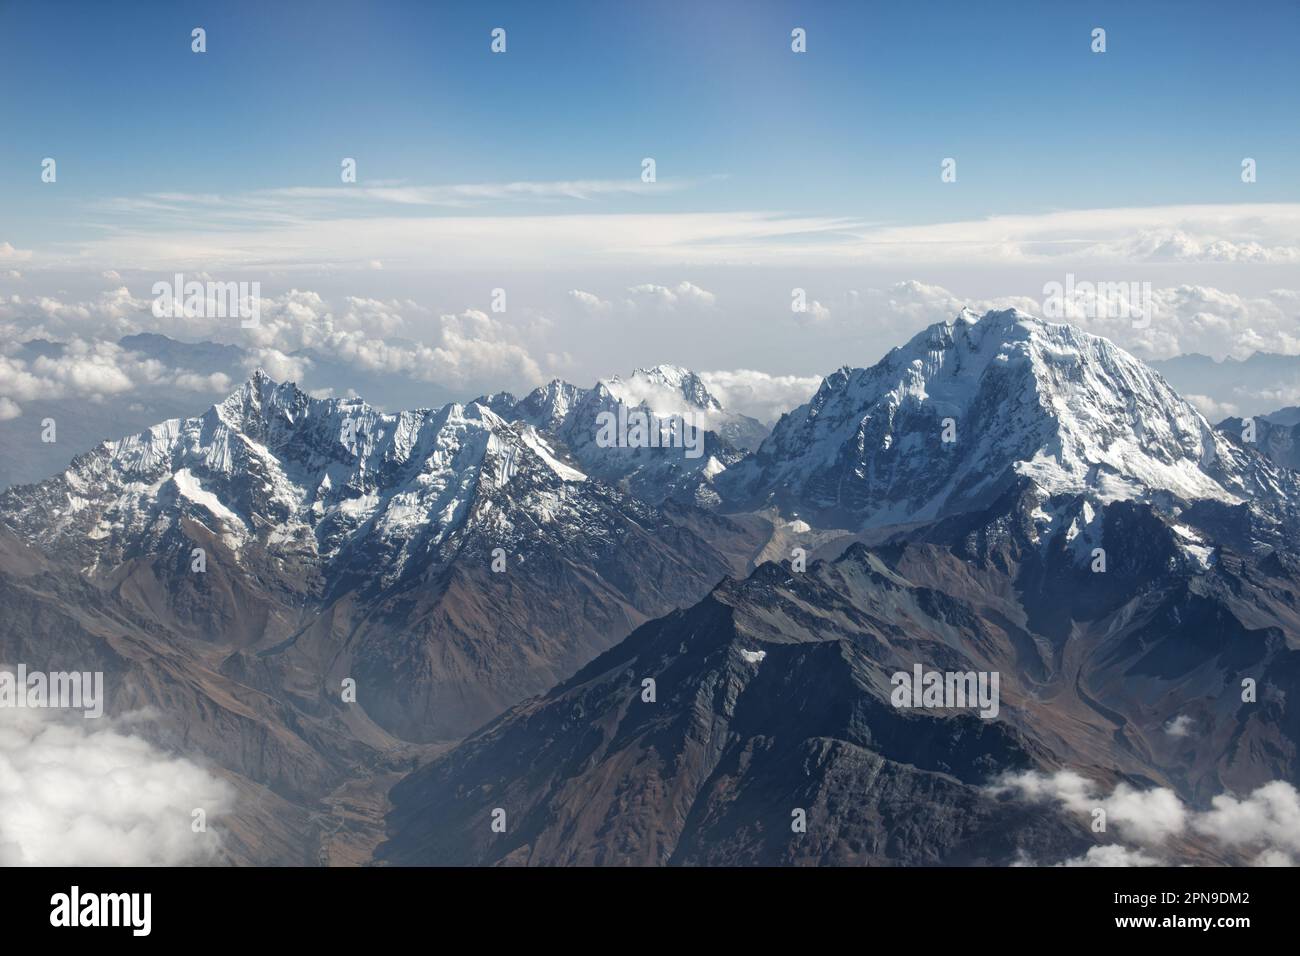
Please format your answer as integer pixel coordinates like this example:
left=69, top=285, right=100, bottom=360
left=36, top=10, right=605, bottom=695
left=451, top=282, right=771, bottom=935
left=0, top=707, right=234, bottom=866
left=1056, top=845, right=1165, bottom=867
left=172, top=371, right=234, bottom=393
left=1184, top=394, right=1240, bottom=421
left=1192, top=781, right=1300, bottom=860
left=699, top=369, right=822, bottom=423
left=1046, top=285, right=1300, bottom=361
left=0, top=284, right=553, bottom=407
left=0, top=286, right=151, bottom=342
left=3, top=274, right=1296, bottom=422
left=627, top=281, right=716, bottom=309
left=1164, top=714, right=1194, bottom=737
left=800, top=279, right=1300, bottom=367
left=243, top=348, right=311, bottom=384
left=0, top=337, right=236, bottom=418
left=568, top=289, right=611, bottom=313
left=221, top=293, right=543, bottom=390
left=988, top=770, right=1300, bottom=866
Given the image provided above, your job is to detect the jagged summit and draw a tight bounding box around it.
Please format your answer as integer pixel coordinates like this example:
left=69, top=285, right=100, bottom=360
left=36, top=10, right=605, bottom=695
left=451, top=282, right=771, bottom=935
left=478, top=364, right=770, bottom=505
left=721, top=309, right=1300, bottom=533
left=0, top=373, right=590, bottom=581
left=604, top=364, right=725, bottom=415
left=0, top=372, right=748, bottom=744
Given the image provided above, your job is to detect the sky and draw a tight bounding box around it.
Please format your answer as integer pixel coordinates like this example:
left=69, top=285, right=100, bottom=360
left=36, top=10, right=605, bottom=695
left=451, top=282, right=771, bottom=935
left=1, top=0, right=1298, bottom=421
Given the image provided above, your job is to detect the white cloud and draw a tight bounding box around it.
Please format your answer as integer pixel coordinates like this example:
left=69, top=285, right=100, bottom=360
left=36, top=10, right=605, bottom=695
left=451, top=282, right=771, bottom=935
left=1056, top=845, right=1165, bottom=867
left=0, top=285, right=552, bottom=406
left=1164, top=715, right=1195, bottom=737
left=1184, top=394, right=1240, bottom=421
left=989, top=770, right=1300, bottom=866
left=0, top=336, right=239, bottom=414
left=792, top=279, right=1300, bottom=366
left=568, top=289, right=611, bottom=313
left=627, top=281, right=716, bottom=309
left=0, top=707, right=234, bottom=866
left=243, top=348, right=311, bottom=384
left=172, top=371, right=234, bottom=393
left=699, top=369, right=822, bottom=423
left=849, top=204, right=1300, bottom=266
left=1051, top=286, right=1300, bottom=361
left=1192, top=781, right=1300, bottom=859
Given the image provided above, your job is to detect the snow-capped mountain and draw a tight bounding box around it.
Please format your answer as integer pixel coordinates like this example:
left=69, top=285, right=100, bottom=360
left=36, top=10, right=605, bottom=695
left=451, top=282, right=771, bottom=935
left=721, top=309, right=1300, bottom=542
left=0, top=370, right=588, bottom=582
left=382, top=475, right=1300, bottom=866
left=0, top=371, right=756, bottom=741
left=603, top=364, right=770, bottom=450
left=481, top=364, right=768, bottom=505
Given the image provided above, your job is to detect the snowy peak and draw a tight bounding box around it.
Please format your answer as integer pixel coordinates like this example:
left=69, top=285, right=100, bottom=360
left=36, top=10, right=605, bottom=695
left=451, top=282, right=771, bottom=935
left=603, top=364, right=724, bottom=416
left=482, top=365, right=770, bottom=505
left=723, top=309, right=1299, bottom=532
left=0, top=374, right=590, bottom=579
left=512, top=378, right=590, bottom=430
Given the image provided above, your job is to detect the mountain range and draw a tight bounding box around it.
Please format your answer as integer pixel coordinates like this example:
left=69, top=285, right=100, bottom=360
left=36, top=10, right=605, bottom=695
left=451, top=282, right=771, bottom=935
left=4, top=308, right=1300, bottom=866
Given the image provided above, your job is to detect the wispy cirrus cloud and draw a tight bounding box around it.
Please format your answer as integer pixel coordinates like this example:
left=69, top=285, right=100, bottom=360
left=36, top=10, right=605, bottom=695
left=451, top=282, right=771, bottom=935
left=93, top=176, right=697, bottom=224
left=30, top=196, right=1299, bottom=275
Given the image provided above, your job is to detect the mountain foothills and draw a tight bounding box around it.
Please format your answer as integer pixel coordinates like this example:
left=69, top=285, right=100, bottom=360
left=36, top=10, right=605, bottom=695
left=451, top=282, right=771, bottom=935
left=4, top=309, right=1300, bottom=866
left=0, top=368, right=766, bottom=861
left=382, top=310, right=1300, bottom=866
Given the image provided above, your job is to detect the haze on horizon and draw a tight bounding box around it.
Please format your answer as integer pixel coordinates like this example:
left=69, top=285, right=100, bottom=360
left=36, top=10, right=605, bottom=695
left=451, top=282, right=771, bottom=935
left=1, top=0, right=1297, bottom=424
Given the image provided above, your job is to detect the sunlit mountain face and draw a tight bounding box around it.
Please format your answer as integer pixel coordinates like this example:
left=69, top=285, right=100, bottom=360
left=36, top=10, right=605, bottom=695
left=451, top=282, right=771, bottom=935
left=2, top=2, right=1299, bottom=883
left=4, top=311, right=1300, bottom=867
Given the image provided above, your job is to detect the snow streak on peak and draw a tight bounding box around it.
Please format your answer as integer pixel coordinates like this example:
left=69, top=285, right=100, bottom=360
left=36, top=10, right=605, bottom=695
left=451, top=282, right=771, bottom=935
left=1, top=374, right=591, bottom=578
left=722, top=309, right=1300, bottom=531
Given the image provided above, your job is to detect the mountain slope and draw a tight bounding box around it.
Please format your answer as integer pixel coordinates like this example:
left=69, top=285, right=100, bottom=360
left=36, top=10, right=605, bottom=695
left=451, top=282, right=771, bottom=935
left=381, top=313, right=1300, bottom=867
left=1218, top=407, right=1300, bottom=472
left=721, top=309, right=1300, bottom=539
left=0, top=373, right=760, bottom=741
left=380, top=483, right=1300, bottom=866
left=482, top=364, right=768, bottom=506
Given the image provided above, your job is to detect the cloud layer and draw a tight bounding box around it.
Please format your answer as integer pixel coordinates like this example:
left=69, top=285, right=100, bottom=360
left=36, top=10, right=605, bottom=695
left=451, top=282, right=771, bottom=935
left=0, top=707, right=234, bottom=866
left=990, top=770, right=1300, bottom=867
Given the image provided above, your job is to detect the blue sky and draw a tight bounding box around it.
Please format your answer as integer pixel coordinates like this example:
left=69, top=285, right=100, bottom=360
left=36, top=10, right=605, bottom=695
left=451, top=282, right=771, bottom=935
left=2, top=0, right=1297, bottom=246
left=0, top=0, right=1298, bottom=420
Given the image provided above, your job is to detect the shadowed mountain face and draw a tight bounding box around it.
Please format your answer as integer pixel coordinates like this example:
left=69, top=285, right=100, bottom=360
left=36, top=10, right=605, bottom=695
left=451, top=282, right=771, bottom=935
left=379, top=484, right=1300, bottom=866
left=0, top=372, right=762, bottom=741
left=0, top=374, right=764, bottom=862
left=7, top=310, right=1300, bottom=867
left=379, top=311, right=1300, bottom=867
left=1218, top=408, right=1300, bottom=472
